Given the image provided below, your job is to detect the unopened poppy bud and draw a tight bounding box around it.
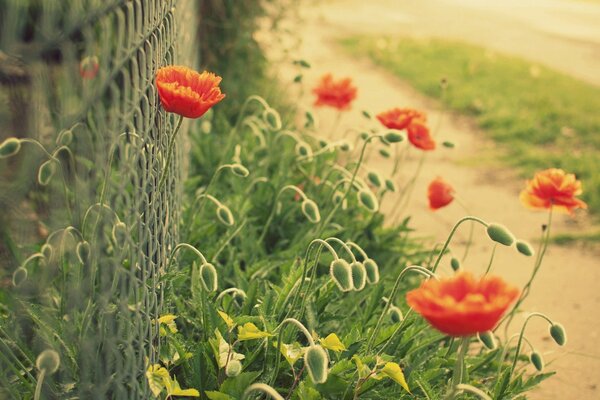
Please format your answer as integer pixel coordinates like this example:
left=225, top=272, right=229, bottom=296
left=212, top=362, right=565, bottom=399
left=36, top=349, right=60, bottom=375
left=388, top=305, right=403, bottom=323
left=262, top=108, right=282, bottom=131
left=38, top=160, right=57, bottom=186
left=76, top=241, right=90, bottom=264
left=318, top=139, right=328, bottom=148
left=12, top=267, right=28, bottom=287
left=293, top=74, right=303, bottom=83
left=294, top=59, right=311, bottom=68
left=231, top=163, right=249, bottom=177
left=486, top=223, right=515, bottom=246
left=450, top=257, right=460, bottom=271
left=367, top=172, right=382, bottom=188
left=357, top=190, right=378, bottom=212
left=0, top=137, right=21, bottom=158
left=362, top=110, right=372, bottom=119
left=442, top=141, right=455, bottom=148
left=216, top=206, right=235, bottom=226
left=477, top=331, right=496, bottom=349
left=58, top=130, right=73, bottom=146
left=383, top=132, right=403, bottom=143
left=200, top=262, right=218, bottom=292
left=359, top=132, right=369, bottom=140
left=363, top=258, right=379, bottom=284
left=112, top=222, right=127, bottom=244
left=516, top=240, right=534, bottom=257
left=530, top=351, right=544, bottom=371
left=225, top=359, right=242, bottom=377
left=350, top=261, right=367, bottom=291
left=304, top=345, right=329, bottom=384
left=384, top=179, right=396, bottom=192
left=330, top=259, right=353, bottom=292
left=379, top=149, right=390, bottom=158
left=301, top=199, right=321, bottom=224
left=41, top=243, right=53, bottom=260
left=295, top=142, right=313, bottom=158
left=304, top=111, right=315, bottom=128
left=549, top=323, right=567, bottom=346
left=338, top=141, right=351, bottom=152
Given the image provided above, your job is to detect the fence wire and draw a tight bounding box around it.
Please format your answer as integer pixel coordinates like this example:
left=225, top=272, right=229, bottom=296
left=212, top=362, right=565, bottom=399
left=0, top=0, right=196, bottom=398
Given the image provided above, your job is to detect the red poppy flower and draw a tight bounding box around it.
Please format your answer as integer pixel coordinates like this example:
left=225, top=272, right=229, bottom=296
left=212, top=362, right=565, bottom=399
left=312, top=74, right=357, bottom=110
left=406, top=272, right=519, bottom=336
left=376, top=108, right=427, bottom=130
left=407, top=120, right=435, bottom=150
left=520, top=168, right=587, bottom=215
left=156, top=66, right=225, bottom=118
left=428, top=177, right=454, bottom=210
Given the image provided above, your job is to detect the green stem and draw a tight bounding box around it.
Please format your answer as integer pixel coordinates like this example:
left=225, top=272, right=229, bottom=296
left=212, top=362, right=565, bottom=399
left=483, top=244, right=497, bottom=275
left=158, top=115, right=184, bottom=191
left=509, top=313, right=553, bottom=378
left=33, top=369, right=46, bottom=400
left=259, top=185, right=306, bottom=243
left=431, top=216, right=489, bottom=273
left=446, top=337, right=469, bottom=400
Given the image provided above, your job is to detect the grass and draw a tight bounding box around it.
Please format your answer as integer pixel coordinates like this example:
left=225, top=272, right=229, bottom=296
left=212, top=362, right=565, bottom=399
left=339, top=36, right=600, bottom=219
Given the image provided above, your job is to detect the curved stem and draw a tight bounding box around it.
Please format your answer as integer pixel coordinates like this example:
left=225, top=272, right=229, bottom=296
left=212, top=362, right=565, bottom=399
left=33, top=369, right=46, bottom=400
left=271, top=317, right=315, bottom=385
left=431, top=216, right=489, bottom=273
left=158, top=115, right=184, bottom=191
left=455, top=384, right=492, bottom=400
left=346, top=241, right=369, bottom=260
left=259, top=185, right=306, bottom=243
left=325, top=237, right=356, bottom=262
left=212, top=219, right=247, bottom=261
left=168, top=243, right=208, bottom=269
left=509, top=312, right=553, bottom=378
left=243, top=383, right=284, bottom=400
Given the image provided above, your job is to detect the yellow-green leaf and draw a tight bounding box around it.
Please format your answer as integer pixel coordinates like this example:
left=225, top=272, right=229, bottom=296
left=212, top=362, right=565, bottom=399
left=237, top=322, right=273, bottom=341
left=157, top=314, right=178, bottom=334
left=320, top=333, right=346, bottom=352
left=274, top=341, right=305, bottom=366
left=380, top=362, right=410, bottom=393
left=164, top=376, right=200, bottom=397
left=217, top=310, right=235, bottom=329
left=146, top=364, right=169, bottom=397
left=352, top=355, right=371, bottom=379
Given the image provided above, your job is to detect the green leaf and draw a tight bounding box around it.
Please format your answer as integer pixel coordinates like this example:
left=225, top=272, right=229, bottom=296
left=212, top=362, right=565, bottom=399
left=205, top=391, right=235, bottom=400
left=379, top=362, right=410, bottom=393
left=220, top=371, right=261, bottom=398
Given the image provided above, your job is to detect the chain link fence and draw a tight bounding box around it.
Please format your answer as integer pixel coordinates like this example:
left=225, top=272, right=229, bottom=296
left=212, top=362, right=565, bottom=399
left=0, top=0, right=196, bottom=397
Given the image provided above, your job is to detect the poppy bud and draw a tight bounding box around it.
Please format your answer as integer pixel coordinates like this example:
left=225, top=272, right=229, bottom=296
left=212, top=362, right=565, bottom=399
left=76, top=241, right=90, bottom=264
left=41, top=243, right=53, bottom=260
left=450, top=257, right=460, bottom=271
left=231, top=163, right=249, bottom=177
left=0, top=137, right=21, bottom=158
left=357, top=190, right=378, bottom=212
left=383, top=132, right=403, bottom=143
left=36, top=349, right=60, bottom=375
left=112, top=222, right=127, bottom=244
left=486, top=223, right=515, bottom=246
left=304, top=111, right=315, bottom=128
left=216, top=206, right=235, bottom=226
left=304, top=345, right=329, bottom=384
left=318, top=139, right=328, bottom=149
left=359, top=132, right=369, bottom=140
left=516, top=240, right=534, bottom=257
left=295, top=59, right=311, bottom=68
left=379, top=149, right=390, bottom=158
left=293, top=74, right=303, bottom=83
left=477, top=331, right=496, bottom=350
left=350, top=261, right=367, bottom=291
left=361, top=258, right=379, bottom=284
left=58, top=130, right=73, bottom=146
left=530, top=351, right=544, bottom=371
left=442, top=141, right=455, bottom=148
left=367, top=172, right=382, bottom=188
left=362, top=110, right=372, bottom=119
left=200, top=262, right=218, bottom=292
left=225, top=359, right=242, bottom=377
left=338, top=140, right=351, bottom=152
left=549, top=323, right=567, bottom=346
left=12, top=267, right=28, bottom=287
left=295, top=142, right=313, bottom=159
left=384, top=179, right=396, bottom=192
left=330, top=259, right=353, bottom=292
left=301, top=199, right=321, bottom=224
left=388, top=305, right=403, bottom=323
left=38, top=160, right=57, bottom=186
left=262, top=108, right=282, bottom=131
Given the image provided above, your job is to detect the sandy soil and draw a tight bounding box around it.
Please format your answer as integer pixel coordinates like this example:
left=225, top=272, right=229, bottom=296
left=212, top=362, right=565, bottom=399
left=263, top=1, right=600, bottom=398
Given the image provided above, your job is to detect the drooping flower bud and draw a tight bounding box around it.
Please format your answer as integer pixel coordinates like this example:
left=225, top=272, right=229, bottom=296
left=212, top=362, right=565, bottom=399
left=350, top=262, right=367, bottom=291
left=58, top=130, right=73, bottom=146
left=262, top=108, right=282, bottom=131
left=330, top=259, right=353, bottom=292
left=384, top=179, right=396, bottom=192
left=388, top=305, right=403, bottom=323
left=367, top=171, right=382, bottom=188
left=225, top=359, right=242, bottom=377
left=383, top=132, right=403, bottom=143
left=357, top=190, right=378, bottom=212
left=304, top=345, right=329, bottom=384
left=38, top=160, right=57, bottom=186
left=442, top=141, right=455, bottom=148
left=332, top=191, right=347, bottom=209
left=362, top=110, right=372, bottom=119
left=231, top=164, right=249, bottom=177
left=363, top=258, right=380, bottom=284
left=112, top=221, right=127, bottom=244
left=530, top=351, right=544, bottom=371
left=379, top=148, right=391, bottom=158
left=450, top=257, right=460, bottom=271
left=216, top=206, right=235, bottom=226
left=36, top=349, right=60, bottom=375
left=200, top=262, right=218, bottom=292
left=477, top=331, right=496, bottom=350
left=549, top=323, right=567, bottom=346
left=301, top=199, right=321, bottom=223
left=486, top=223, right=515, bottom=246
left=359, top=132, right=369, bottom=140
left=295, top=142, right=313, bottom=159
left=76, top=241, right=91, bottom=264
left=0, top=137, right=21, bottom=158
left=515, top=240, right=534, bottom=257
left=305, top=111, right=315, bottom=129
left=12, top=267, right=28, bottom=287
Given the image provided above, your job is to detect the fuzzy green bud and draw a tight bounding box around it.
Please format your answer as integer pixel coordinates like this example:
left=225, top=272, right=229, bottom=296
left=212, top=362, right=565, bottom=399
left=231, top=164, right=249, bottom=177
left=225, top=359, right=242, bottom=377
left=332, top=191, right=347, bottom=209
left=367, top=171, right=382, bottom=188
left=450, top=257, right=460, bottom=271
left=350, top=261, right=367, bottom=291
left=58, top=130, right=73, bottom=146
left=357, top=190, right=378, bottom=212
left=112, top=221, right=127, bottom=244
left=549, top=323, right=567, bottom=346
left=304, top=345, right=329, bottom=384
left=200, top=262, right=218, bottom=292
left=294, top=59, right=311, bottom=68
left=384, top=179, right=396, bottom=192
left=330, top=259, right=353, bottom=292
left=361, top=110, right=372, bottom=119
left=530, top=351, right=544, bottom=371
left=216, top=206, right=235, bottom=226
left=516, top=240, right=534, bottom=257
left=338, top=140, right=351, bottom=152
left=304, top=111, right=315, bottom=129
left=442, top=141, right=455, bottom=148
left=379, top=148, right=390, bottom=158
left=383, top=132, right=403, bottom=143
left=12, top=267, right=28, bottom=287
left=36, top=349, right=60, bottom=375
left=388, top=305, right=403, bottom=323
left=262, top=108, right=282, bottom=131
left=359, top=132, right=369, bottom=140
left=486, top=223, right=515, bottom=246
left=76, top=241, right=90, bottom=264
left=301, top=199, right=321, bottom=224
left=477, top=331, right=496, bottom=350
left=37, top=160, right=57, bottom=186
left=293, top=74, right=303, bottom=83
left=363, top=258, right=379, bottom=284
left=295, top=142, right=313, bottom=159
left=0, top=137, right=21, bottom=158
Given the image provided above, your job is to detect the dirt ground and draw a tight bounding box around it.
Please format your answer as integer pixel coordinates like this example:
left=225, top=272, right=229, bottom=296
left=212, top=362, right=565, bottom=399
left=263, top=1, right=600, bottom=398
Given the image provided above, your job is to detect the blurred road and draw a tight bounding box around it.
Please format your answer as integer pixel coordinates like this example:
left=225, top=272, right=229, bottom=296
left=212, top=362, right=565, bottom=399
left=320, top=0, right=600, bottom=86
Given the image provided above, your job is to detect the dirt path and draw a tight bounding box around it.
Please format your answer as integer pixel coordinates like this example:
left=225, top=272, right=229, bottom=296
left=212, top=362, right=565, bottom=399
left=264, top=1, right=600, bottom=398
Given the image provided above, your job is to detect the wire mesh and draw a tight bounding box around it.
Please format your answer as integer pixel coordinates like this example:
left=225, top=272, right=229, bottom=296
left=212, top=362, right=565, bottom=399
left=0, top=0, right=196, bottom=398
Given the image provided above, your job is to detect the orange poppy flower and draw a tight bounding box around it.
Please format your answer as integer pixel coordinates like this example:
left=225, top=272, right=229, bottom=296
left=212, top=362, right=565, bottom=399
left=312, top=74, right=357, bottom=110
left=406, top=271, right=519, bottom=336
left=407, top=120, right=435, bottom=150
left=428, top=177, right=454, bottom=210
left=156, top=66, right=225, bottom=119
left=520, top=168, right=587, bottom=215
left=376, top=108, right=427, bottom=131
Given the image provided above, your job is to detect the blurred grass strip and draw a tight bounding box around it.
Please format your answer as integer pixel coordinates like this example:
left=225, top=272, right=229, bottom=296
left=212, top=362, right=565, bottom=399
left=340, top=36, right=600, bottom=219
